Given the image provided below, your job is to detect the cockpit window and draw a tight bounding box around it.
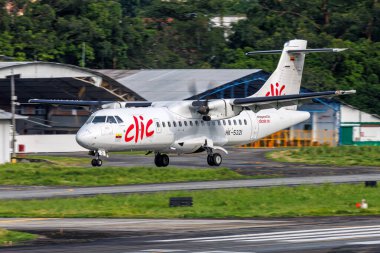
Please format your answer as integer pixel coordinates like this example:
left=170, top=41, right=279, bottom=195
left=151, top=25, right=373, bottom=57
left=115, top=116, right=124, bottom=123
left=92, top=116, right=106, bottom=123
left=106, top=116, right=117, bottom=124
left=85, top=116, right=94, bottom=124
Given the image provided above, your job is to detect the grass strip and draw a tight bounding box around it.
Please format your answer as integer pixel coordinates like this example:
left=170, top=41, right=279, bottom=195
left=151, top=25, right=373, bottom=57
left=0, top=229, right=37, bottom=246
left=0, top=162, right=255, bottom=186
left=0, top=184, right=378, bottom=218
left=267, top=146, right=380, bottom=167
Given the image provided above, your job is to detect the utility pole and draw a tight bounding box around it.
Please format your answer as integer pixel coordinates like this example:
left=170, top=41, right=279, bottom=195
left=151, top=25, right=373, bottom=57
left=10, top=68, right=17, bottom=163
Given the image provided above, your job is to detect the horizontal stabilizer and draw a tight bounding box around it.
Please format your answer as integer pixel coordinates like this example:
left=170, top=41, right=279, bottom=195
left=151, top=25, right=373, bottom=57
left=246, top=48, right=347, bottom=55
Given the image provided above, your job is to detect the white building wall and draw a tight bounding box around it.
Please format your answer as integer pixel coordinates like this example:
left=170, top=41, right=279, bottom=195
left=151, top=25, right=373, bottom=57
left=341, top=105, right=380, bottom=123
left=0, top=121, right=10, bottom=164
left=16, top=135, right=87, bottom=153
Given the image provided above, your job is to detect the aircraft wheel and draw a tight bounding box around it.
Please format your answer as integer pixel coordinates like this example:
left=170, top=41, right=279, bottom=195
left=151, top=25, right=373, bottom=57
left=207, top=155, right=215, bottom=166
left=91, top=159, right=98, bottom=167
left=154, top=154, right=163, bottom=167
left=161, top=154, right=169, bottom=167
left=212, top=153, right=222, bottom=166
left=96, top=159, right=103, bottom=167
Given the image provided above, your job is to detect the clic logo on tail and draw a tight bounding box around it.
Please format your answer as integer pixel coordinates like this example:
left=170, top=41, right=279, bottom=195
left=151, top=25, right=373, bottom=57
left=266, top=83, right=286, bottom=96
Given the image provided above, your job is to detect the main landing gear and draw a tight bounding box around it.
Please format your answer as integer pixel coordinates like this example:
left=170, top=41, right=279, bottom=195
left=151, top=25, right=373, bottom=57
left=207, top=152, right=222, bottom=166
left=154, top=153, right=169, bottom=167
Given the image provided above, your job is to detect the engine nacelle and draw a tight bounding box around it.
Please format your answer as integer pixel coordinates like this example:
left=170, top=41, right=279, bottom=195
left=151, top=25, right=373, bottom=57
left=206, top=99, right=242, bottom=121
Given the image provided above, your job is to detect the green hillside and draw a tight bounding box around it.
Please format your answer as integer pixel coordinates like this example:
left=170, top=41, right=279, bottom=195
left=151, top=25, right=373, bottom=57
left=0, top=0, right=379, bottom=113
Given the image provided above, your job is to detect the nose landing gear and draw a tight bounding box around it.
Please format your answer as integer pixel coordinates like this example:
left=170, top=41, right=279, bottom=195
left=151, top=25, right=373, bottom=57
left=154, top=153, right=169, bottom=167
left=89, top=150, right=106, bottom=167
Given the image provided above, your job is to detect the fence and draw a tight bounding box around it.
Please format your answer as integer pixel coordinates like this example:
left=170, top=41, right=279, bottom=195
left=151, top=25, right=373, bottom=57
left=242, top=130, right=337, bottom=148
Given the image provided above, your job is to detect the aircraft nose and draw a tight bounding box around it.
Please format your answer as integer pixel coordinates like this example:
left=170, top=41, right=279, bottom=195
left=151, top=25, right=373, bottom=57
left=76, top=127, right=97, bottom=149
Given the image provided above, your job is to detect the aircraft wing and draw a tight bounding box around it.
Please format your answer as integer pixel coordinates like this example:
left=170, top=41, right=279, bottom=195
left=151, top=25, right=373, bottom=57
left=28, top=99, right=152, bottom=108
left=231, top=90, right=356, bottom=111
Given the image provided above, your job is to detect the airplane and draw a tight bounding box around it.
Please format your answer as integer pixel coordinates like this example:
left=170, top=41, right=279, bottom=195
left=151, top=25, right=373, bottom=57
left=29, top=39, right=355, bottom=167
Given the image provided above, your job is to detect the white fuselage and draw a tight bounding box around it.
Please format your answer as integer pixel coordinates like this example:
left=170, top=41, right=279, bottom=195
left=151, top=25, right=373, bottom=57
left=76, top=106, right=310, bottom=154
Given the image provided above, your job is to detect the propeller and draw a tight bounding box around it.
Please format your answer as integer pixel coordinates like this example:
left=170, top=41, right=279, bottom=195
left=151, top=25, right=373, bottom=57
left=189, top=80, right=218, bottom=120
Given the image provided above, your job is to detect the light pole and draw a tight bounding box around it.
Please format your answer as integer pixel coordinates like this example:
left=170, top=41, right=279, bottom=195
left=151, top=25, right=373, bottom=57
left=1, top=55, right=17, bottom=163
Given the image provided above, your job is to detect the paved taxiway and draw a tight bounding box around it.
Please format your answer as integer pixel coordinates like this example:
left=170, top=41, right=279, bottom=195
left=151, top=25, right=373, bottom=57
left=2, top=217, right=380, bottom=252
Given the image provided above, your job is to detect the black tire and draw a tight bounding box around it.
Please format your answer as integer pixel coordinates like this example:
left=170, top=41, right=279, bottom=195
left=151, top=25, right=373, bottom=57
left=96, top=159, right=103, bottom=167
left=212, top=153, right=222, bottom=166
left=161, top=154, right=169, bottom=167
left=91, top=159, right=97, bottom=167
left=154, top=154, right=163, bottom=167
left=207, top=155, right=214, bottom=166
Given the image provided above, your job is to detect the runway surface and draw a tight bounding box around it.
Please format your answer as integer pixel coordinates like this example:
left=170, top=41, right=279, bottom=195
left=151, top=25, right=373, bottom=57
left=1, top=173, right=380, bottom=200
left=2, top=217, right=380, bottom=252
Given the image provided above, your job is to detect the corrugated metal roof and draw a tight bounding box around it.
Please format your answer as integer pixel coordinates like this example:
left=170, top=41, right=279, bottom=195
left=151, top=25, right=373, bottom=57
left=100, top=69, right=261, bottom=101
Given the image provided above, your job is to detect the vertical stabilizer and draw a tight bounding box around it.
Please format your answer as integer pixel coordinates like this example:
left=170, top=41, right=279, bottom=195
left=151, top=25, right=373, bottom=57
left=250, top=39, right=307, bottom=98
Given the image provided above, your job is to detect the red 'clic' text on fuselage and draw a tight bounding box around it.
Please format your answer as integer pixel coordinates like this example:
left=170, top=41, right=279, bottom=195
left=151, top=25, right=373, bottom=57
left=125, top=116, right=154, bottom=143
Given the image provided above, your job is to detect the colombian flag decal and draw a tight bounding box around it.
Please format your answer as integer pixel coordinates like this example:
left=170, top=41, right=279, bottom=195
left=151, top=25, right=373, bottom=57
left=115, top=133, right=122, bottom=139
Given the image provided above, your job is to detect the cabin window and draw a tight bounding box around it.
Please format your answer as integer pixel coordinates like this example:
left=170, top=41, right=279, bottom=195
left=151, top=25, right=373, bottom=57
left=178, top=121, right=182, bottom=127
left=218, top=121, right=221, bottom=126
left=201, top=121, right=205, bottom=126
left=168, top=122, right=171, bottom=127
left=233, top=120, right=237, bottom=125
left=239, top=119, right=242, bottom=125
left=189, top=121, right=193, bottom=126
left=162, top=122, right=166, bottom=127
left=173, top=121, right=177, bottom=127
left=228, top=120, right=231, bottom=125
left=195, top=121, right=199, bottom=126
left=156, top=122, right=160, bottom=128
left=223, top=120, right=226, bottom=126
left=106, top=116, right=117, bottom=124
left=184, top=121, right=188, bottom=126
left=207, top=122, right=210, bottom=126
left=212, top=121, right=216, bottom=126
left=244, top=119, right=247, bottom=125
left=92, top=116, right=106, bottom=123
left=115, top=116, right=124, bottom=123
left=85, top=116, right=94, bottom=124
